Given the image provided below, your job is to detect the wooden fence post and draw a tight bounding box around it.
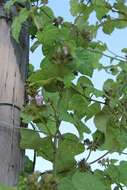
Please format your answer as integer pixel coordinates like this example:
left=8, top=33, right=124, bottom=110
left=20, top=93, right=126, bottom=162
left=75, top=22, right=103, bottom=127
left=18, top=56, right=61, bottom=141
left=0, top=3, right=29, bottom=186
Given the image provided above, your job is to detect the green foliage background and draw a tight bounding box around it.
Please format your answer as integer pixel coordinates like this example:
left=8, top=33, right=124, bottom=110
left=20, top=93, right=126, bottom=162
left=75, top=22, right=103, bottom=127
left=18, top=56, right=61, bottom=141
left=2, top=0, right=127, bottom=189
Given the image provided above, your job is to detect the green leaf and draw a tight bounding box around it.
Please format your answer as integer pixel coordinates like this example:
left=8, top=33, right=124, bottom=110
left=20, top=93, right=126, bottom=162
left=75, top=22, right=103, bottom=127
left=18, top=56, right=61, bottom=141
left=69, top=94, right=89, bottom=117
left=24, top=155, right=33, bottom=174
left=63, top=73, right=75, bottom=87
left=70, top=0, right=80, bottom=16
left=17, top=175, right=27, bottom=190
left=91, top=88, right=104, bottom=97
left=58, top=89, right=72, bottom=120
left=37, top=137, right=54, bottom=161
left=59, top=93, right=91, bottom=139
left=56, top=133, right=84, bottom=173
left=21, top=104, right=50, bottom=124
left=35, top=58, right=71, bottom=82
left=4, top=0, right=26, bottom=11
left=21, top=112, right=34, bottom=124
left=90, top=41, right=107, bottom=52
left=28, top=63, right=34, bottom=77
left=30, top=41, right=40, bottom=52
left=11, top=8, right=29, bottom=42
left=109, top=65, right=119, bottom=76
left=109, top=98, right=119, bottom=108
left=44, top=91, right=59, bottom=108
left=32, top=6, right=54, bottom=30
left=74, top=48, right=94, bottom=76
left=72, top=171, right=108, bottom=190
left=93, top=0, right=110, bottom=20
left=103, top=79, right=116, bottom=92
left=74, top=47, right=101, bottom=76
left=41, top=0, right=48, bottom=4
left=78, top=5, right=94, bottom=23
left=67, top=114, right=91, bottom=140
left=30, top=58, right=73, bottom=86
left=20, top=128, right=54, bottom=161
left=77, top=76, right=94, bottom=97
left=117, top=161, right=127, bottom=185
left=101, top=123, right=127, bottom=152
left=121, top=48, right=127, bottom=54
left=86, top=102, right=101, bottom=120
left=92, top=130, right=105, bottom=148
left=115, top=18, right=127, bottom=29
left=114, top=1, right=127, bottom=15
left=32, top=14, right=44, bottom=30
left=102, top=17, right=115, bottom=34
left=77, top=75, right=93, bottom=96
left=58, top=175, right=76, bottom=190
left=4, top=0, right=16, bottom=11
left=40, top=6, right=54, bottom=25
left=20, top=128, right=42, bottom=150
left=77, top=76, right=93, bottom=88
left=94, top=107, right=110, bottom=133
left=104, top=165, right=120, bottom=184
left=75, top=121, right=91, bottom=138
left=105, top=161, right=127, bottom=185
left=37, top=24, right=59, bottom=46
left=37, top=120, right=57, bottom=136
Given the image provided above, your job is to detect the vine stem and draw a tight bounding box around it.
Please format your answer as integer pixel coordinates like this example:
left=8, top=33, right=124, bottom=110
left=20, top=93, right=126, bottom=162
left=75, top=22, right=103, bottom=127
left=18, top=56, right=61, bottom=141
left=30, top=122, right=37, bottom=171
left=52, top=120, right=61, bottom=177
left=71, top=86, right=106, bottom=105
left=89, top=151, right=109, bottom=165
left=87, top=48, right=126, bottom=62
left=30, top=121, right=55, bottom=136
left=116, top=183, right=124, bottom=190
left=41, top=8, right=53, bottom=19
left=107, top=48, right=126, bottom=60
left=32, top=151, right=37, bottom=171
left=85, top=149, right=92, bottom=162
left=53, top=131, right=58, bottom=177
left=111, top=8, right=127, bottom=17
left=50, top=101, right=61, bottom=177
left=120, top=152, right=127, bottom=155
left=85, top=95, right=105, bottom=105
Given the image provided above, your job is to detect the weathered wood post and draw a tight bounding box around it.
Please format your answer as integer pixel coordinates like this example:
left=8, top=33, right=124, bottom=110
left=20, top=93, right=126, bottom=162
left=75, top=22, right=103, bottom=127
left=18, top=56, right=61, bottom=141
left=0, top=1, right=29, bottom=186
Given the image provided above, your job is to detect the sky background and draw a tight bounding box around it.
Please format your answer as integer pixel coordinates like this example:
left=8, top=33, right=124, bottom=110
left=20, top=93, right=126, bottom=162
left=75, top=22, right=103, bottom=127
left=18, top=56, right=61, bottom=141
left=28, top=0, right=127, bottom=173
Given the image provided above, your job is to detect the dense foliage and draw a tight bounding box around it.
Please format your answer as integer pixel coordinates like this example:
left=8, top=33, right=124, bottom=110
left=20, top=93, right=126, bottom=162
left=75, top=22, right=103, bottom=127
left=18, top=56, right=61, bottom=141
left=1, top=0, right=127, bottom=189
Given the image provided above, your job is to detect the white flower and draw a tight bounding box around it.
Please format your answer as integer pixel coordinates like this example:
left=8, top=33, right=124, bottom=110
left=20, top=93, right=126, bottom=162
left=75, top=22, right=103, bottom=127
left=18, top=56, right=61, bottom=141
left=28, top=95, right=34, bottom=105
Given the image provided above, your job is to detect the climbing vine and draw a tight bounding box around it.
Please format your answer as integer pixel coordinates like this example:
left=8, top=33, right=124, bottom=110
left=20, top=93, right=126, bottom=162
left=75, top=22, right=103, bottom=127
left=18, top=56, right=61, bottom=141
left=1, top=0, right=127, bottom=189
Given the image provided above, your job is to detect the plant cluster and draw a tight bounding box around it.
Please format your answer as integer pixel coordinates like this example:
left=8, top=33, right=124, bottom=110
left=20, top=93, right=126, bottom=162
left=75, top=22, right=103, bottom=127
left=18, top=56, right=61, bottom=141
left=1, top=0, right=127, bottom=189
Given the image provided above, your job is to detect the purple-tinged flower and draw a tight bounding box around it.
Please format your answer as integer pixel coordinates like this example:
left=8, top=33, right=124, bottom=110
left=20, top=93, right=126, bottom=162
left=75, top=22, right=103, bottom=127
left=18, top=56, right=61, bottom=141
left=35, top=95, right=43, bottom=106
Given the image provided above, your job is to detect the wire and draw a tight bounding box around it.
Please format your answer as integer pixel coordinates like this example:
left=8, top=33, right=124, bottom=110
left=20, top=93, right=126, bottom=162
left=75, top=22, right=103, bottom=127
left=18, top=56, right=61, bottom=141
left=0, top=102, right=21, bottom=110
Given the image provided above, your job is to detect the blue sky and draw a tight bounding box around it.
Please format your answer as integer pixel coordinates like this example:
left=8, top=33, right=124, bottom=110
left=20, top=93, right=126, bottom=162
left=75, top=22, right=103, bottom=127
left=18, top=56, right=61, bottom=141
left=28, top=0, right=127, bottom=172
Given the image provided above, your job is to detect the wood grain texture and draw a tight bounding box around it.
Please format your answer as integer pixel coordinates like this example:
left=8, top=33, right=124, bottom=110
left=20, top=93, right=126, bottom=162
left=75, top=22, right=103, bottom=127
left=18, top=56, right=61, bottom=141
left=0, top=124, right=23, bottom=185
left=0, top=11, right=29, bottom=186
